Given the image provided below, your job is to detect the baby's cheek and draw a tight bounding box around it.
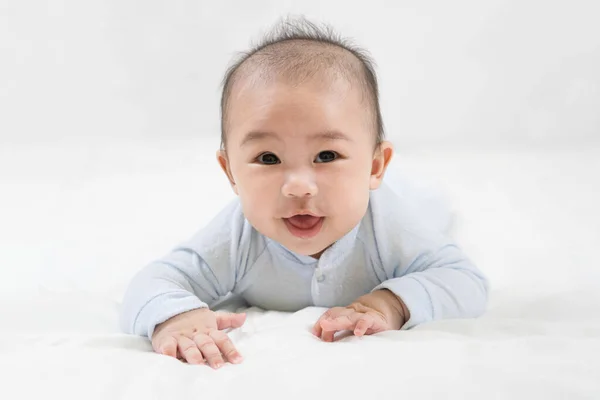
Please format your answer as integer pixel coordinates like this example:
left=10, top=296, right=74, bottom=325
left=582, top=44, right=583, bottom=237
left=327, top=189, right=368, bottom=230
left=243, top=195, right=276, bottom=223
left=338, top=184, right=369, bottom=208
left=240, top=207, right=270, bottom=237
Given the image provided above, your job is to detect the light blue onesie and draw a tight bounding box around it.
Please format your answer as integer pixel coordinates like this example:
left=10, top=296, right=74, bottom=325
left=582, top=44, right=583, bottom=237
left=119, top=178, right=489, bottom=339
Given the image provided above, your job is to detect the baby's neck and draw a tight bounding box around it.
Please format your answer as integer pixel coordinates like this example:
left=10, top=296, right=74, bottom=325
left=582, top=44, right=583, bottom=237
left=310, top=246, right=330, bottom=259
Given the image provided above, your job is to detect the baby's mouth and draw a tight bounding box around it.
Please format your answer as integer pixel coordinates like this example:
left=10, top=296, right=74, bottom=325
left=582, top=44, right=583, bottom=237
left=287, top=215, right=321, bottom=229
left=283, top=214, right=324, bottom=239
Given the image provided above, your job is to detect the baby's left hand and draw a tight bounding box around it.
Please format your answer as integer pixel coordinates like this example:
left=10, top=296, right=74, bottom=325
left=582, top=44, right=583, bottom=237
left=312, top=289, right=409, bottom=342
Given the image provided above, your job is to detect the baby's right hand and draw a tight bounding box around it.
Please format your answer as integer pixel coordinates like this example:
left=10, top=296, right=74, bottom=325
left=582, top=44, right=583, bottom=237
left=151, top=308, right=246, bottom=369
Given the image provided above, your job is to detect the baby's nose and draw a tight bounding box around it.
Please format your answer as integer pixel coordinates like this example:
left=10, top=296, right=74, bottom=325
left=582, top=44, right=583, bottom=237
left=282, top=170, right=318, bottom=198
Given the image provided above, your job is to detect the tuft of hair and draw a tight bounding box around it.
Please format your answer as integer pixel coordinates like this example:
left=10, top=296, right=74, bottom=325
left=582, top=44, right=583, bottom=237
left=219, top=16, right=385, bottom=149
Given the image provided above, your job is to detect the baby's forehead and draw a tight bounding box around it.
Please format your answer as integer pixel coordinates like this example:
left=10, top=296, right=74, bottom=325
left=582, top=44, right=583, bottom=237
left=230, top=40, right=366, bottom=96
left=225, top=77, right=374, bottom=147
left=232, top=74, right=359, bottom=105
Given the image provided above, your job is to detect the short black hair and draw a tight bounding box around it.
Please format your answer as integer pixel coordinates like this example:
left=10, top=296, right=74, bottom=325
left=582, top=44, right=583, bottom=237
left=219, top=16, right=385, bottom=149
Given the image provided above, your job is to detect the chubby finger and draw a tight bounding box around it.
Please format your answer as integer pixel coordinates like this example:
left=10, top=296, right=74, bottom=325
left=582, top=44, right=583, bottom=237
left=320, top=313, right=362, bottom=332
left=315, top=309, right=356, bottom=342
left=177, top=336, right=204, bottom=365
left=312, top=310, right=329, bottom=337
left=210, top=330, right=243, bottom=364
left=312, top=319, right=324, bottom=337
left=312, top=318, right=325, bottom=337
left=312, top=308, right=346, bottom=337
left=216, top=312, right=247, bottom=330
left=153, top=335, right=178, bottom=358
left=320, top=316, right=351, bottom=342
left=321, top=328, right=336, bottom=342
left=353, top=314, right=376, bottom=336
left=193, top=333, right=225, bottom=369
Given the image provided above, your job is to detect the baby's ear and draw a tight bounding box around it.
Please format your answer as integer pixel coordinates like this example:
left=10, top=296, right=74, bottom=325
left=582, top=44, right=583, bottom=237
left=216, top=150, right=238, bottom=195
left=369, top=141, right=394, bottom=190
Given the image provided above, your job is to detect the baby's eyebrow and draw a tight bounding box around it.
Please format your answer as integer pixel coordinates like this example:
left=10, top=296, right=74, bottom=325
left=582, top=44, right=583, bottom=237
left=311, top=131, right=353, bottom=142
left=240, top=130, right=352, bottom=147
left=240, top=131, right=280, bottom=147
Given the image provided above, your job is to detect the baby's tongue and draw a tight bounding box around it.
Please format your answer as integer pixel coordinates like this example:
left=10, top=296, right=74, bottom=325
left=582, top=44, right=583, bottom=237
left=288, top=215, right=321, bottom=229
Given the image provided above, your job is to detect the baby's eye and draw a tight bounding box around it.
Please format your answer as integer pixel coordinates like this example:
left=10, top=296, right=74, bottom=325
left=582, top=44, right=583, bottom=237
left=257, top=152, right=281, bottom=165
left=314, top=150, right=338, bottom=163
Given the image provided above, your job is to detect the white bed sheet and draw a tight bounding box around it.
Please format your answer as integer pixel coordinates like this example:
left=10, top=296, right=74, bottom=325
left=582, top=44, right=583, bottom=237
left=1, top=288, right=599, bottom=399
left=1, top=140, right=599, bottom=399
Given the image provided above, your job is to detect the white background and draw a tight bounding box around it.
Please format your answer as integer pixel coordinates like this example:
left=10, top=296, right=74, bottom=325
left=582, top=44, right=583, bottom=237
left=2, top=0, right=599, bottom=146
left=1, top=0, right=599, bottom=298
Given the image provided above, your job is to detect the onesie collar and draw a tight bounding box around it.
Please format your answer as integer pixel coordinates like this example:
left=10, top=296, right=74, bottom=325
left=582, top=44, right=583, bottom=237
left=267, top=221, right=362, bottom=266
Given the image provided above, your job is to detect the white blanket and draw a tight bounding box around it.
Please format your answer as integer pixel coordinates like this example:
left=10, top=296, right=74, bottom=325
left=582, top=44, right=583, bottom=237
left=1, top=141, right=599, bottom=399
left=1, top=288, right=599, bottom=399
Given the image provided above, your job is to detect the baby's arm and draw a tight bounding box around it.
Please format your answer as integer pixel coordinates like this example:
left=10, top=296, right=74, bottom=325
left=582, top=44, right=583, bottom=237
left=312, top=240, right=487, bottom=340
left=119, top=200, right=256, bottom=339
left=119, top=248, right=228, bottom=338
left=368, top=183, right=489, bottom=330
left=374, top=240, right=489, bottom=329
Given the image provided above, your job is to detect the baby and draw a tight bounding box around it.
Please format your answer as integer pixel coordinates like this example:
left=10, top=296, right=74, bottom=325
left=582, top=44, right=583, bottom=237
left=120, top=18, right=489, bottom=369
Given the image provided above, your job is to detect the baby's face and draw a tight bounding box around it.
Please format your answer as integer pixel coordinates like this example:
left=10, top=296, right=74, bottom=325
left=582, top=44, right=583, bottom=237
left=218, top=78, right=392, bottom=258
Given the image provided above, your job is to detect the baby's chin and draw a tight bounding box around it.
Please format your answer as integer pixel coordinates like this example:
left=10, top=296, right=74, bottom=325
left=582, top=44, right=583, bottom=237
left=280, top=239, right=332, bottom=259
left=277, top=226, right=341, bottom=259
left=263, top=225, right=336, bottom=259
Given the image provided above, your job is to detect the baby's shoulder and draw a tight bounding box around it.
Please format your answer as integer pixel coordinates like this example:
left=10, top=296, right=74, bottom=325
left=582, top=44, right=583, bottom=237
left=180, top=198, right=265, bottom=259
left=364, top=181, right=455, bottom=261
left=370, top=174, right=454, bottom=236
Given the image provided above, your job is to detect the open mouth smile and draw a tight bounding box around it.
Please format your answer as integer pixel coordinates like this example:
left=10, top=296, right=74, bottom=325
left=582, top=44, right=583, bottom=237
left=283, top=214, right=324, bottom=239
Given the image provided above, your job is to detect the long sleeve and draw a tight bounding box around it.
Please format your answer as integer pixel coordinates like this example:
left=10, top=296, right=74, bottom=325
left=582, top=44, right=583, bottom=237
left=373, top=242, right=489, bottom=329
left=369, top=183, right=489, bottom=329
left=119, top=199, right=264, bottom=339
